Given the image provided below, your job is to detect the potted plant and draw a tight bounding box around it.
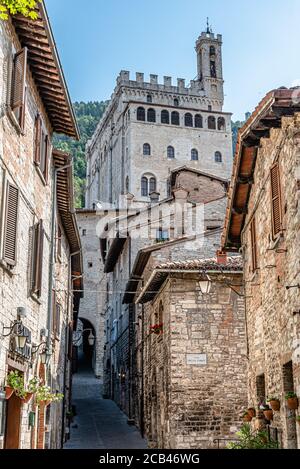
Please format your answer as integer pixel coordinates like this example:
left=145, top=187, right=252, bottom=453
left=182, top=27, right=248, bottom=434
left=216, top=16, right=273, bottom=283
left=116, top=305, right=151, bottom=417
left=285, top=392, right=298, bottom=410
left=243, top=411, right=252, bottom=423
left=150, top=323, right=163, bottom=335
left=247, top=408, right=256, bottom=418
left=6, top=371, right=39, bottom=403
left=262, top=405, right=273, bottom=421
left=267, top=396, right=281, bottom=412
left=36, top=385, right=63, bottom=407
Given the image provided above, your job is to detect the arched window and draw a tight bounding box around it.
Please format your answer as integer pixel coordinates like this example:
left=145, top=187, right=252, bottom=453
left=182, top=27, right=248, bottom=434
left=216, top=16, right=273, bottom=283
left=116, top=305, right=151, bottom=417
left=171, top=111, right=180, bottom=126
left=210, top=46, right=216, bottom=56
left=161, top=110, right=170, bottom=124
left=185, top=113, right=193, bottom=127
left=208, top=116, right=216, bottom=130
left=149, top=177, right=157, bottom=193
left=147, top=94, right=152, bottom=103
left=218, top=117, right=225, bottom=131
left=137, top=107, right=145, bottom=121
left=143, top=143, right=151, bottom=156
left=141, top=177, right=148, bottom=196
left=174, top=98, right=179, bottom=107
left=191, top=149, right=199, bottom=161
left=195, top=114, right=203, bottom=128
left=147, top=108, right=156, bottom=123
left=215, top=151, right=222, bottom=163
left=167, top=146, right=175, bottom=159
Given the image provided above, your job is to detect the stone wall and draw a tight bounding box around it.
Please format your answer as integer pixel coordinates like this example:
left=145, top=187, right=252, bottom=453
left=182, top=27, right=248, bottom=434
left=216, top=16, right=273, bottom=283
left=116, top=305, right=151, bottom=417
left=141, top=273, right=247, bottom=449
left=241, top=115, right=300, bottom=449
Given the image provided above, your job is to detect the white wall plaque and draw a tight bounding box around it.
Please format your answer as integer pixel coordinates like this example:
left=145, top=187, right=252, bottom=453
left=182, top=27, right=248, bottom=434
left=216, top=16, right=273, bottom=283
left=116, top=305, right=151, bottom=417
left=187, top=354, right=207, bottom=366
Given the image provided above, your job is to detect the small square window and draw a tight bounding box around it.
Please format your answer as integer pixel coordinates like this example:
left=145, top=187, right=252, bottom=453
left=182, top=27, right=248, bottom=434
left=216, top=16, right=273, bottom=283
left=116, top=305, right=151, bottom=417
left=82, top=229, right=87, bottom=236
left=88, top=262, right=93, bottom=268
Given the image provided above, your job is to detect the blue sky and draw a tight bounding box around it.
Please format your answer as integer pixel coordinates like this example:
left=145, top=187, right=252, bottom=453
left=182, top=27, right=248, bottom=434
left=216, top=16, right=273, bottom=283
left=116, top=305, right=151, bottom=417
left=46, top=0, right=300, bottom=121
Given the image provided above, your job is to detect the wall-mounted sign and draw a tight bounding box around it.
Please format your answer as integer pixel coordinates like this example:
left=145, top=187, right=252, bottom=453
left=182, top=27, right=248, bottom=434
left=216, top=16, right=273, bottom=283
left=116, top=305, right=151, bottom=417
left=187, top=353, right=207, bottom=366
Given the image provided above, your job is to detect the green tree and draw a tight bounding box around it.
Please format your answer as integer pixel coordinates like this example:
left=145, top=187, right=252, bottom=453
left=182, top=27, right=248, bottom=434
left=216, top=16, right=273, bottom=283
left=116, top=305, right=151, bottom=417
left=53, top=101, right=108, bottom=208
left=0, top=0, right=41, bottom=20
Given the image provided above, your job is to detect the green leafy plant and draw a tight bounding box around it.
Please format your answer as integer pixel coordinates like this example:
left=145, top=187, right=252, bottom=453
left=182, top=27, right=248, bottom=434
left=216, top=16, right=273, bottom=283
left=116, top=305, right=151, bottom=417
left=285, top=392, right=297, bottom=400
left=227, top=424, right=279, bottom=450
left=6, top=370, right=27, bottom=399
left=267, top=396, right=280, bottom=402
left=35, top=385, right=63, bottom=404
left=0, top=0, right=41, bottom=20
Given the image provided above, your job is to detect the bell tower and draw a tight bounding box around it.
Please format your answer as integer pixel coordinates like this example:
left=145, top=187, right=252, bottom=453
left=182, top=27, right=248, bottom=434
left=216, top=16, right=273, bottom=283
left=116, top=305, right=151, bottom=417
left=196, top=20, right=224, bottom=109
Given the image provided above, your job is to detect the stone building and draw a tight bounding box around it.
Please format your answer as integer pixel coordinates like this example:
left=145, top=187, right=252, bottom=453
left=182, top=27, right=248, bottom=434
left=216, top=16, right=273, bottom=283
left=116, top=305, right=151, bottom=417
left=80, top=26, right=233, bottom=384
left=76, top=209, right=106, bottom=378
left=222, top=87, right=300, bottom=449
left=132, top=254, right=247, bottom=449
left=85, top=27, right=232, bottom=209
left=101, top=166, right=230, bottom=421
left=0, top=2, right=82, bottom=449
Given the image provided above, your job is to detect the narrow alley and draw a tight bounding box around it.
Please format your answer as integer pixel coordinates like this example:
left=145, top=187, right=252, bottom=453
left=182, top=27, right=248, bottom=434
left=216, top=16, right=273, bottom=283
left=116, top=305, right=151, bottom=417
left=64, top=358, right=147, bottom=450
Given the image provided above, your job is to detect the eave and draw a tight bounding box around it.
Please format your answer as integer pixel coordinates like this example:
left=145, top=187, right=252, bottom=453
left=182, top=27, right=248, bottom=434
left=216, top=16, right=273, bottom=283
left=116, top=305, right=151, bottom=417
left=11, top=1, right=79, bottom=139
left=222, top=87, right=300, bottom=251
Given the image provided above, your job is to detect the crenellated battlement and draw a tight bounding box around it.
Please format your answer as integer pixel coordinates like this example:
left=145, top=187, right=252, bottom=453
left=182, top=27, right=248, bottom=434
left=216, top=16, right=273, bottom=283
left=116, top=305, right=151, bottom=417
left=117, top=70, right=203, bottom=95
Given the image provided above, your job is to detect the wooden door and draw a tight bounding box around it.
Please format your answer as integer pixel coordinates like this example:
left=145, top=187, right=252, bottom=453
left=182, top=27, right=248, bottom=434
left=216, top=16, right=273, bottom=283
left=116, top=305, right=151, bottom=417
left=4, top=393, right=21, bottom=449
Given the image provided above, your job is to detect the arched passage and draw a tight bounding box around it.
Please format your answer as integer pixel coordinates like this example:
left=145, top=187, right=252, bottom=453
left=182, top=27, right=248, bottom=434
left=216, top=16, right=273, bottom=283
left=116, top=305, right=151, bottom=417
left=76, top=318, right=96, bottom=372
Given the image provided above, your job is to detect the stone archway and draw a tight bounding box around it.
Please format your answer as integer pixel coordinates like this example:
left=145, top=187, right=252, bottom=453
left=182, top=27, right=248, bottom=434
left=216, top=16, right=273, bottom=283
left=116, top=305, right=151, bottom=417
left=76, top=318, right=96, bottom=371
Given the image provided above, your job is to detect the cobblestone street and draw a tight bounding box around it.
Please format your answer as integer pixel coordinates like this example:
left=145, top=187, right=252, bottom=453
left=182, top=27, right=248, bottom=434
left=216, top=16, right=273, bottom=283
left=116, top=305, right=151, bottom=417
left=64, top=368, right=147, bottom=449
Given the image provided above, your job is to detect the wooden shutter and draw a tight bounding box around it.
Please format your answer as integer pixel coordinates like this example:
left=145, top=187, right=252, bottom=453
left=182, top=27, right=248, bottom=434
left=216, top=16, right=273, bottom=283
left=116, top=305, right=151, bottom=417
left=11, top=48, right=27, bottom=110
left=270, top=163, right=283, bottom=238
left=57, top=224, right=62, bottom=260
left=43, top=135, right=50, bottom=183
left=250, top=217, right=258, bottom=272
left=3, top=182, right=19, bottom=266
left=34, top=115, right=42, bottom=165
left=31, top=220, right=44, bottom=296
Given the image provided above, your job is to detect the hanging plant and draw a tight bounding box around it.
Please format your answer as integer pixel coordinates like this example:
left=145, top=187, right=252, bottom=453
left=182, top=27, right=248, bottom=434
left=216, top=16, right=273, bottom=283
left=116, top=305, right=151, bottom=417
left=6, top=371, right=39, bottom=402
left=150, top=323, right=163, bottom=335
left=285, top=392, right=298, bottom=410
left=35, top=385, right=63, bottom=406
left=243, top=412, right=252, bottom=423
left=267, top=396, right=280, bottom=412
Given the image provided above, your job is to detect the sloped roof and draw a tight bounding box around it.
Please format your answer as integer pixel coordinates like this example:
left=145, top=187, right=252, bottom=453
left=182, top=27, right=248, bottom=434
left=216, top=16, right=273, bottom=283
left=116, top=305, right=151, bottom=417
left=11, top=1, right=79, bottom=139
left=222, top=87, right=300, bottom=251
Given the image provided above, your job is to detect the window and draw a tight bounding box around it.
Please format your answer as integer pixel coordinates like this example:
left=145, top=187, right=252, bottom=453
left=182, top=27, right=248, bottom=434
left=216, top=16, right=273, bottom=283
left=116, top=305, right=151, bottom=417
left=88, top=262, right=93, bottom=268
left=34, top=114, right=50, bottom=182
left=208, top=105, right=212, bottom=111
left=52, top=293, right=61, bottom=339
left=210, top=46, right=216, bottom=56
left=125, top=176, right=129, bottom=192
left=137, top=107, right=145, bottom=121
left=215, top=151, right=222, bottom=163
left=210, top=60, right=216, bottom=78
left=147, top=108, right=156, bottom=123
left=256, top=374, right=266, bottom=406
left=31, top=220, right=44, bottom=297
left=174, top=98, right=179, bottom=107
left=185, top=113, right=193, bottom=127
left=147, top=94, right=152, bottom=103
left=141, top=177, right=148, bottom=197
left=143, top=143, right=151, bottom=156
left=218, top=117, right=226, bottom=131
left=2, top=182, right=19, bottom=266
left=158, top=301, right=164, bottom=323
left=195, top=114, right=203, bottom=128
left=141, top=175, right=156, bottom=196
left=11, top=48, right=27, bottom=130
left=161, top=110, right=170, bottom=124
left=156, top=229, right=169, bottom=242
left=56, top=224, right=62, bottom=262
left=191, top=149, right=199, bottom=161
left=171, top=111, right=180, bottom=126
left=270, top=163, right=283, bottom=238
left=250, top=217, right=258, bottom=272
left=149, top=177, right=157, bottom=193
left=167, top=146, right=175, bottom=159
left=208, top=116, right=216, bottom=129
left=82, top=229, right=86, bottom=236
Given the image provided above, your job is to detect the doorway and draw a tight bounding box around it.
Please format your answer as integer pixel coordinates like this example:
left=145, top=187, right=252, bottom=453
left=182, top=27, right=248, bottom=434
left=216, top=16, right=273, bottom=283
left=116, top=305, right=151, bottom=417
left=4, top=392, right=22, bottom=449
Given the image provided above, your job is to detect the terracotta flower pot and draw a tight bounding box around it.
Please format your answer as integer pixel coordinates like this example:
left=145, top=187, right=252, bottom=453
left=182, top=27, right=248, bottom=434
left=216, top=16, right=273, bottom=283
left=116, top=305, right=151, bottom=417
left=243, top=414, right=252, bottom=422
left=263, top=409, right=274, bottom=421
left=5, top=386, right=15, bottom=400
left=22, top=392, right=34, bottom=404
left=254, top=418, right=265, bottom=431
left=269, top=400, right=280, bottom=412
left=287, top=397, right=298, bottom=410
left=247, top=408, right=256, bottom=418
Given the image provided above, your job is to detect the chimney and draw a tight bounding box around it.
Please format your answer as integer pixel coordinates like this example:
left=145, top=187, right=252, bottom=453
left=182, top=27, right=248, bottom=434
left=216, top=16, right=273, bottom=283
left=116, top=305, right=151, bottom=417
left=216, top=250, right=227, bottom=265
left=149, top=191, right=160, bottom=204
